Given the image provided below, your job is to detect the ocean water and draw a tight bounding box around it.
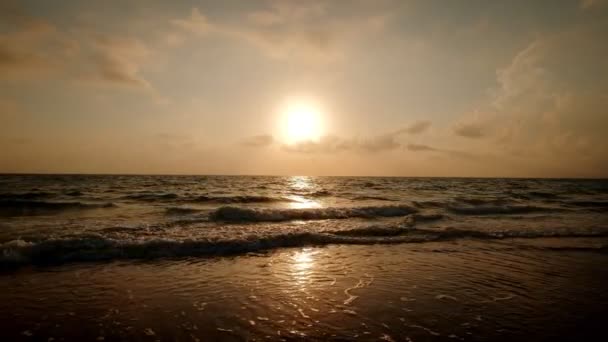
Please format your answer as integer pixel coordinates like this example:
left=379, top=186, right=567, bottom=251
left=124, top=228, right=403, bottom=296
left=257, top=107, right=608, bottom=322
left=1, top=174, right=607, bottom=267
left=2, top=175, right=608, bottom=341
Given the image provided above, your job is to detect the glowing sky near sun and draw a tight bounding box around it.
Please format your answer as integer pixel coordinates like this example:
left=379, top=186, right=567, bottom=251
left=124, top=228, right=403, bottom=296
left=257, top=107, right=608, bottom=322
left=1, top=0, right=607, bottom=177
left=280, top=97, right=324, bottom=144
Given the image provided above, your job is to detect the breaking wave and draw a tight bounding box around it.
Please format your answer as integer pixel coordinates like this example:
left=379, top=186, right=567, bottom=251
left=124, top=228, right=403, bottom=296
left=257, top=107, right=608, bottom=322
left=289, top=190, right=332, bottom=197
left=2, top=226, right=607, bottom=268
left=209, top=205, right=418, bottom=222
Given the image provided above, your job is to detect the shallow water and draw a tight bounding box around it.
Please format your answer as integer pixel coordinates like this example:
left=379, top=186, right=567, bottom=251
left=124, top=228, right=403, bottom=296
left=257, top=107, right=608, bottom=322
left=1, top=175, right=607, bottom=267
left=1, top=242, right=607, bottom=341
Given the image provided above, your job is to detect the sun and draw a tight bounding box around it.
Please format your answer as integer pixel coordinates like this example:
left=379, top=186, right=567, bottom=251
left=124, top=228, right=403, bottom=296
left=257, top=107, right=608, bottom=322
left=281, top=98, right=324, bottom=143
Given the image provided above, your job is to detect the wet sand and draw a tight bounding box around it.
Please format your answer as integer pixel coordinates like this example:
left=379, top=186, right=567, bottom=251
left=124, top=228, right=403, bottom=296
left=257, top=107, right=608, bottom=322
left=1, top=239, right=607, bottom=341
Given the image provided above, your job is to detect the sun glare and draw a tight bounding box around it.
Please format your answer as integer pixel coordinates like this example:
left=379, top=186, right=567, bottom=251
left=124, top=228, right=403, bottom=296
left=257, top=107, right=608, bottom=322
left=282, top=99, right=323, bottom=143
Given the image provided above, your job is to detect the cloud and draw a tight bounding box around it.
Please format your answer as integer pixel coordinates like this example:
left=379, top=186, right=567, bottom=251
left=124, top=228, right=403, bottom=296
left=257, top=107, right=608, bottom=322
left=153, top=133, right=198, bottom=151
left=0, top=4, right=151, bottom=89
left=406, top=143, right=436, bottom=152
left=85, top=35, right=151, bottom=88
left=0, top=97, right=26, bottom=119
left=172, top=2, right=390, bottom=62
left=0, top=13, right=71, bottom=79
left=406, top=143, right=481, bottom=161
left=240, top=134, right=274, bottom=147
left=398, top=120, right=431, bottom=135
left=580, top=0, right=607, bottom=9
left=347, top=121, right=433, bottom=152
left=247, top=10, right=284, bottom=27
left=281, top=131, right=406, bottom=154
left=171, top=8, right=212, bottom=35
left=354, top=134, right=401, bottom=152
left=281, top=135, right=349, bottom=154
left=0, top=136, right=30, bottom=145
left=244, top=120, right=432, bottom=154
left=0, top=96, right=31, bottom=146
left=448, top=21, right=608, bottom=175
left=171, top=6, right=335, bottom=61
left=453, top=122, right=485, bottom=138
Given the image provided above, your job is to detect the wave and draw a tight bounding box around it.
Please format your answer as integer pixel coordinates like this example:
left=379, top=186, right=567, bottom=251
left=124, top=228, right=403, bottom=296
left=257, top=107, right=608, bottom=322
left=413, top=197, right=561, bottom=216
left=566, top=201, right=608, bottom=208
left=309, top=190, right=333, bottom=197
left=124, top=193, right=297, bottom=204
left=123, top=193, right=179, bottom=201
left=533, top=245, right=608, bottom=252
left=453, top=197, right=509, bottom=206
left=165, top=206, right=201, bottom=215
left=413, top=200, right=446, bottom=208
left=0, top=192, right=54, bottom=200
left=2, top=226, right=607, bottom=268
left=527, top=191, right=560, bottom=199
left=0, top=200, right=115, bottom=216
left=416, top=198, right=512, bottom=208
left=290, top=190, right=332, bottom=197
left=361, top=182, right=377, bottom=188
left=411, top=213, right=445, bottom=222
left=351, top=195, right=397, bottom=202
left=191, top=195, right=296, bottom=204
left=447, top=204, right=558, bottom=215
left=209, top=205, right=418, bottom=222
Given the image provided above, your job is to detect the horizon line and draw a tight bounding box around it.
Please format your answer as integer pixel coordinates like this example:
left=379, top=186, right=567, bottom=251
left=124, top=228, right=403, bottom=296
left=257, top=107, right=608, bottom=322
left=0, top=172, right=606, bottom=180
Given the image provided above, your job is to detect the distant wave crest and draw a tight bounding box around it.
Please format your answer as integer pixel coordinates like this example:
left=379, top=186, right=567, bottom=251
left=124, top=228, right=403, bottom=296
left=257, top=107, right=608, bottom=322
left=0, top=192, right=54, bottom=200
left=0, top=200, right=115, bottom=216
left=351, top=195, right=397, bottom=202
left=123, top=193, right=179, bottom=201
left=447, top=204, right=558, bottom=215
left=192, top=195, right=296, bottom=204
left=124, top=193, right=296, bottom=204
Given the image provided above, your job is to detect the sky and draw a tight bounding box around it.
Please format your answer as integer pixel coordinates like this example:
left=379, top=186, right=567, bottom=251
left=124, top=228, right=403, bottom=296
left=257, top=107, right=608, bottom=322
left=1, top=0, right=607, bottom=177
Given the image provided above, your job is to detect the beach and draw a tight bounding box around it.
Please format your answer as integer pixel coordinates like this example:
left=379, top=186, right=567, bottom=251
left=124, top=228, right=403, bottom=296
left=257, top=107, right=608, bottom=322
left=4, top=0, right=608, bottom=340
left=1, top=175, right=608, bottom=340
left=2, top=241, right=608, bottom=341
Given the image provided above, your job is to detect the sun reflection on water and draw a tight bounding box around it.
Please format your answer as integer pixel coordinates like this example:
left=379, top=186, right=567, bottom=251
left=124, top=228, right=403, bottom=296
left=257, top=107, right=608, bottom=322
left=293, top=249, right=315, bottom=271
left=290, top=176, right=313, bottom=190
left=291, top=248, right=317, bottom=286
left=287, top=176, right=322, bottom=209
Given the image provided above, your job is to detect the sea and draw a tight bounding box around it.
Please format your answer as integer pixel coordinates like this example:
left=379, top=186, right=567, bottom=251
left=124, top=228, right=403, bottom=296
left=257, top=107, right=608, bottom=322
left=1, top=175, right=607, bottom=265
left=1, top=175, right=607, bottom=341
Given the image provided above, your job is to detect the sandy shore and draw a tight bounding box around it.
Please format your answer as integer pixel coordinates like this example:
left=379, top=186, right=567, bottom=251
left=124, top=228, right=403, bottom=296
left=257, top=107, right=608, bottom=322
left=1, top=239, right=607, bottom=341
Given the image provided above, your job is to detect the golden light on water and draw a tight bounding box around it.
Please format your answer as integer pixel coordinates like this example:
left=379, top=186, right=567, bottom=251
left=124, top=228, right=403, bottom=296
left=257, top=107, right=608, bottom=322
left=292, top=249, right=315, bottom=271
left=288, top=198, right=322, bottom=209
left=290, top=175, right=313, bottom=190
left=291, top=248, right=317, bottom=286
left=287, top=176, right=322, bottom=209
